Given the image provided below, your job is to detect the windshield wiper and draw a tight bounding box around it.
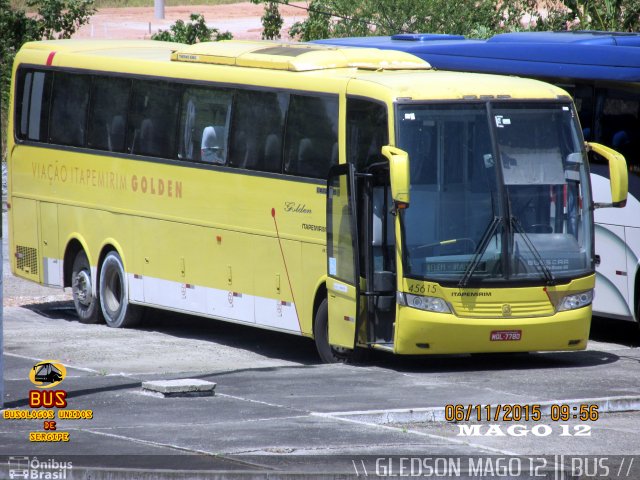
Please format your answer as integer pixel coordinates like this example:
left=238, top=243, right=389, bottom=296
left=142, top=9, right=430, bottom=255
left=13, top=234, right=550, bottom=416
left=458, top=216, right=502, bottom=288
left=509, top=216, right=556, bottom=286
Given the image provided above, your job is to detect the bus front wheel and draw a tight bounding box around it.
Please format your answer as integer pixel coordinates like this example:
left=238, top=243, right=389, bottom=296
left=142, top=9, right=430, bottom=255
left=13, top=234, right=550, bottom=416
left=71, top=250, right=104, bottom=324
left=313, top=299, right=355, bottom=364
left=99, top=251, right=142, bottom=328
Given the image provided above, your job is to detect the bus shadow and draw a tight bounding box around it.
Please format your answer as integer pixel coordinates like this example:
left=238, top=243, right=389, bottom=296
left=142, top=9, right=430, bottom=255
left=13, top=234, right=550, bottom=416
left=363, top=348, right=621, bottom=374
left=24, top=301, right=321, bottom=366
left=590, top=315, right=640, bottom=347
left=139, top=307, right=320, bottom=365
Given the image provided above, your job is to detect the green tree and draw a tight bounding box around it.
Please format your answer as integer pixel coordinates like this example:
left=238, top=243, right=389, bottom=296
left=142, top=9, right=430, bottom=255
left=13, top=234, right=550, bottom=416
left=262, top=0, right=540, bottom=41
left=258, top=0, right=640, bottom=42
left=28, top=0, right=96, bottom=40
left=288, top=0, right=332, bottom=41
left=250, top=0, right=284, bottom=40
left=151, top=13, right=232, bottom=44
left=564, top=0, right=640, bottom=31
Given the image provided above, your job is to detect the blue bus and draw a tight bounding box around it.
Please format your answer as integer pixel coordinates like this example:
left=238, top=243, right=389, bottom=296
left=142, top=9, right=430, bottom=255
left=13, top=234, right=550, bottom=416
left=316, top=31, right=640, bottom=324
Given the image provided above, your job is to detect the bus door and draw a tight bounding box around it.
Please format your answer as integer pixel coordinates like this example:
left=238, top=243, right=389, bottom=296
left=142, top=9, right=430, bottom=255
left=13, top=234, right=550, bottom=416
left=326, top=163, right=397, bottom=350
left=326, top=164, right=360, bottom=348
left=361, top=167, right=396, bottom=346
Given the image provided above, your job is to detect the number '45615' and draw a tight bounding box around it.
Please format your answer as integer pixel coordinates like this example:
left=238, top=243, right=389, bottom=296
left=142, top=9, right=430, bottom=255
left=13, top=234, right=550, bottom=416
left=408, top=284, right=436, bottom=294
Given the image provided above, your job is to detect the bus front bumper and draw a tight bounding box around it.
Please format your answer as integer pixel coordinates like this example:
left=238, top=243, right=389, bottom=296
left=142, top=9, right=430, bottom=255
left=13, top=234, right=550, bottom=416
left=393, top=306, right=591, bottom=355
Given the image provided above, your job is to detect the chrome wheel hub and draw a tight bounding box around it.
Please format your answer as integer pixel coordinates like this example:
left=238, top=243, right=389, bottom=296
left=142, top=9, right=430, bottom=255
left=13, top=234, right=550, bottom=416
left=73, top=270, right=93, bottom=306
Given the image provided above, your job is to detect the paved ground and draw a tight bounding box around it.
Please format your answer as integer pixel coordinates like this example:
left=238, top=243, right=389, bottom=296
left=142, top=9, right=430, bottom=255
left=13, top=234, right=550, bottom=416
left=3, top=304, right=640, bottom=478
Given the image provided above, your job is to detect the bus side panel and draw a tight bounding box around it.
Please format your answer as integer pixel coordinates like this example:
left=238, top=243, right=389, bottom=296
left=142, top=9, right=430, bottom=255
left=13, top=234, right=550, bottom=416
left=301, top=243, right=327, bottom=337
left=11, top=197, right=40, bottom=283
left=133, top=215, right=308, bottom=334
left=138, top=218, right=205, bottom=314
left=253, top=236, right=302, bottom=333
left=204, top=228, right=255, bottom=325
left=625, top=225, right=640, bottom=322
left=135, top=217, right=256, bottom=324
left=593, top=223, right=632, bottom=319
left=39, top=202, right=62, bottom=287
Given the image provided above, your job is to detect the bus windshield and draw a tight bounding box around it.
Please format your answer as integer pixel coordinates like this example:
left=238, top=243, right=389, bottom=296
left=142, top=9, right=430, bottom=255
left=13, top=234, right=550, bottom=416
left=398, top=102, right=592, bottom=285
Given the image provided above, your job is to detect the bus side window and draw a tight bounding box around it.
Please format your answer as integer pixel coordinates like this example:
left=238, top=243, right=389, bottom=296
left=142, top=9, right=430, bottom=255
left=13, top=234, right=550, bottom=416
left=346, top=98, right=390, bottom=271
left=346, top=98, right=388, bottom=171
left=201, top=125, right=226, bottom=164
left=127, top=80, right=180, bottom=158
left=229, top=90, right=287, bottom=173
left=597, top=89, right=640, bottom=165
left=263, top=133, right=282, bottom=171
left=87, top=76, right=131, bottom=152
left=16, top=69, right=51, bottom=142
left=49, top=72, right=91, bottom=147
left=179, top=86, right=232, bottom=164
left=284, top=94, right=338, bottom=178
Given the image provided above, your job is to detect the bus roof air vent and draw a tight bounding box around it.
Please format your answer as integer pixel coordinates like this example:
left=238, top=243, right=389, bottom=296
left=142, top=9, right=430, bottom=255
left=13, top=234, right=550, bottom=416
left=172, top=40, right=430, bottom=71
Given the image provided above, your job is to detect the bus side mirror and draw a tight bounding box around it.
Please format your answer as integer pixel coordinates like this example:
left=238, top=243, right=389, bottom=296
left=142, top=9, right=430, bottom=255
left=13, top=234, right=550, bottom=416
left=381, top=145, right=410, bottom=206
left=587, top=142, right=628, bottom=208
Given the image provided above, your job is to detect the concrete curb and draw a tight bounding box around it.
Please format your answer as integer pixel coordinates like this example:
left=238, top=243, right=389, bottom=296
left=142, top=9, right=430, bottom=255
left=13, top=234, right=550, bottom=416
left=141, top=379, right=217, bottom=397
left=313, top=395, right=640, bottom=425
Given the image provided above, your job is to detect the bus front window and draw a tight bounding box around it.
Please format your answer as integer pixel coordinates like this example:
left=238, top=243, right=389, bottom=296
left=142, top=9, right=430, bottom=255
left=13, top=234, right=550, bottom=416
left=397, top=102, right=593, bottom=286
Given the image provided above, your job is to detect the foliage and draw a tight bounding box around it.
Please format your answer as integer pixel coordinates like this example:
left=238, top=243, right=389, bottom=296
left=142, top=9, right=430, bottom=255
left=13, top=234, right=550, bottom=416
left=1, top=0, right=95, bottom=159
left=27, top=0, right=96, bottom=39
left=151, top=13, right=232, bottom=44
left=288, top=0, right=331, bottom=41
left=12, top=0, right=241, bottom=9
left=271, top=0, right=539, bottom=41
left=250, top=0, right=284, bottom=40
left=563, top=0, right=640, bottom=31
left=256, top=0, right=640, bottom=42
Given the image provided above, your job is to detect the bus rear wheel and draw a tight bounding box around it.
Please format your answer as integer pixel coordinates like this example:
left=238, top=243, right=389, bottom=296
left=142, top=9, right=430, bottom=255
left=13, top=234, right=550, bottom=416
left=99, top=251, right=142, bottom=328
left=313, top=299, right=356, bottom=364
left=71, top=250, right=104, bottom=324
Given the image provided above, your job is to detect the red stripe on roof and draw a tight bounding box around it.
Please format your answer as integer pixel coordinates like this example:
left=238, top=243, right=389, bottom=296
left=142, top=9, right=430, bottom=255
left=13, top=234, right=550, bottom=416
left=46, top=51, right=56, bottom=66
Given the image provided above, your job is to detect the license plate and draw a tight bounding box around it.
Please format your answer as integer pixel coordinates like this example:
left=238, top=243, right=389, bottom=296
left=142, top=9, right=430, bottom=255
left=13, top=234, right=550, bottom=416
left=490, top=330, right=522, bottom=341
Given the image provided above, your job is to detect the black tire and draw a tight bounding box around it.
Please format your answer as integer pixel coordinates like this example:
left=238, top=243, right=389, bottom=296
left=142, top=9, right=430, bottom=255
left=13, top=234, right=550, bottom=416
left=313, top=299, right=355, bottom=364
left=99, top=251, right=142, bottom=328
left=71, top=250, right=104, bottom=324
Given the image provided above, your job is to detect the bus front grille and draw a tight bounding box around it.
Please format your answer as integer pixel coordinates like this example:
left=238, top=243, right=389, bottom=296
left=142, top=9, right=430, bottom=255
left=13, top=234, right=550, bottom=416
left=450, top=299, right=554, bottom=318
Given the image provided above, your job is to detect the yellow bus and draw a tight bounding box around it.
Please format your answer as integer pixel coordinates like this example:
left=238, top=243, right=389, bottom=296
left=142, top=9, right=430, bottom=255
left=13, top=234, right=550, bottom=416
left=8, top=39, right=628, bottom=362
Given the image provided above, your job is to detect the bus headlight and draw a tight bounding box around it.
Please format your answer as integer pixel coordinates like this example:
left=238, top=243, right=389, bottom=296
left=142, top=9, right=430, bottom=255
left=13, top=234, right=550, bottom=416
left=557, top=290, right=593, bottom=311
left=398, top=292, right=451, bottom=314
